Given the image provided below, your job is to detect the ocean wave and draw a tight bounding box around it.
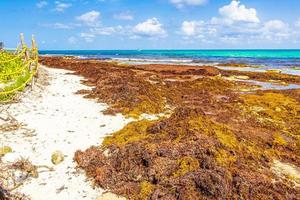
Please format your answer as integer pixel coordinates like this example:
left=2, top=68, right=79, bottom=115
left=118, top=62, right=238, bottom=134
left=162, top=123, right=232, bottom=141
left=38, top=50, right=300, bottom=69
left=111, top=57, right=218, bottom=66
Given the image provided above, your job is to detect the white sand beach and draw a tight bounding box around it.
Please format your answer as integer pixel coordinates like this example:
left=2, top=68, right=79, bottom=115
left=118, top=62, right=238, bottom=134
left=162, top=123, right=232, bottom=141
left=0, top=66, right=131, bottom=200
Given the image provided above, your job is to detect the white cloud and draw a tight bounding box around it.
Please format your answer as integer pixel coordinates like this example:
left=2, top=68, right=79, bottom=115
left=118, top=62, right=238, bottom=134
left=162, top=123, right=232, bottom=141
left=180, top=18, right=291, bottom=45
left=54, top=1, right=72, bottom=12
left=180, top=20, right=216, bottom=42
left=262, top=20, right=290, bottom=40
left=79, top=18, right=168, bottom=42
left=219, top=35, right=241, bottom=44
left=264, top=20, right=287, bottom=31
left=181, top=21, right=204, bottom=36
left=219, top=0, right=260, bottom=23
left=90, top=26, right=124, bottom=36
left=295, top=18, right=300, bottom=28
left=179, top=2, right=292, bottom=45
left=36, top=1, right=48, bottom=8
left=42, top=23, right=73, bottom=29
left=79, top=25, right=125, bottom=42
left=170, top=0, right=207, bottom=8
left=210, top=17, right=234, bottom=26
left=134, top=18, right=167, bottom=37
left=113, top=12, right=134, bottom=20
left=80, top=33, right=96, bottom=42
left=76, top=11, right=101, bottom=26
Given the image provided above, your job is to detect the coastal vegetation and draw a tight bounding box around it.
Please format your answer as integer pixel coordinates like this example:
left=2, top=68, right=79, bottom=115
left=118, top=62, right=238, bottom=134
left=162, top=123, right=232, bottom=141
left=0, top=35, right=38, bottom=103
left=0, top=35, right=39, bottom=200
left=40, top=57, right=300, bottom=199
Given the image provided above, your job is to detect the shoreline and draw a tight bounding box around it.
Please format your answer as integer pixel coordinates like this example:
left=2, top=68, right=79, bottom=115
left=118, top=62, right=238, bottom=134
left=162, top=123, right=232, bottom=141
left=39, top=55, right=300, bottom=76
left=40, top=57, right=299, bottom=199
left=38, top=49, right=300, bottom=77
left=1, top=57, right=300, bottom=199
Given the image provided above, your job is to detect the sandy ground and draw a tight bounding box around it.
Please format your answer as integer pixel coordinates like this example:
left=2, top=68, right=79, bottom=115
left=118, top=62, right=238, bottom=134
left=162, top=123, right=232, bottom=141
left=0, top=66, right=131, bottom=200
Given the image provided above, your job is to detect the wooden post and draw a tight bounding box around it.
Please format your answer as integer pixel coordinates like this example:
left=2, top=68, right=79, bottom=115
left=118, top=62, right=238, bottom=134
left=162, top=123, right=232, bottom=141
left=20, top=33, right=29, bottom=61
left=20, top=33, right=25, bottom=49
left=15, top=44, right=21, bottom=54
left=30, top=35, right=35, bottom=89
left=31, top=35, right=36, bottom=49
left=31, top=35, right=39, bottom=79
left=31, top=35, right=38, bottom=67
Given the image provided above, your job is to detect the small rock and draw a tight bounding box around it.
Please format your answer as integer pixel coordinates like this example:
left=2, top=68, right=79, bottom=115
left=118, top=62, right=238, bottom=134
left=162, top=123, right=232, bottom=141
left=51, top=151, right=64, bottom=165
left=103, top=149, right=111, bottom=158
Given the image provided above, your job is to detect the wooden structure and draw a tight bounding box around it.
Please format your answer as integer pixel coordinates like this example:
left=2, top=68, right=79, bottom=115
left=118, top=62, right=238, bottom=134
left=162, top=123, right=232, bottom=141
left=0, top=34, right=39, bottom=102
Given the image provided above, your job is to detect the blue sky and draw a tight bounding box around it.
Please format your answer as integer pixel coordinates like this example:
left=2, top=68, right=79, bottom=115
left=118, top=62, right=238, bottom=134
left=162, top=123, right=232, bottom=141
left=1, top=0, right=300, bottom=49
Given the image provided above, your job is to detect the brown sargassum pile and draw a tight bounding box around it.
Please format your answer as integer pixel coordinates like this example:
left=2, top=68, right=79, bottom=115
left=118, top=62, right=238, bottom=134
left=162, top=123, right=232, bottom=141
left=40, top=57, right=300, bottom=200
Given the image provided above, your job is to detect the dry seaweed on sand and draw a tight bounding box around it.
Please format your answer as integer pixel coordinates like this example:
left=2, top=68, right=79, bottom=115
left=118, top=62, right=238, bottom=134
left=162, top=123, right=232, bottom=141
left=0, top=158, right=53, bottom=200
left=75, top=106, right=300, bottom=199
left=0, top=110, right=35, bottom=137
left=39, top=57, right=225, bottom=118
left=0, top=187, right=29, bottom=200
left=40, top=57, right=300, bottom=199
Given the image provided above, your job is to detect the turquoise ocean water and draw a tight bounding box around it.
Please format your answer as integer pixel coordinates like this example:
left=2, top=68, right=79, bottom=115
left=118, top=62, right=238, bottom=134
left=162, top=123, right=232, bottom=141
left=39, top=50, right=300, bottom=74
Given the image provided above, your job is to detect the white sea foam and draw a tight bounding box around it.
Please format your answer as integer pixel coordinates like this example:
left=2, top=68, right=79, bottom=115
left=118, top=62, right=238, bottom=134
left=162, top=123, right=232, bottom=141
left=111, top=57, right=217, bottom=66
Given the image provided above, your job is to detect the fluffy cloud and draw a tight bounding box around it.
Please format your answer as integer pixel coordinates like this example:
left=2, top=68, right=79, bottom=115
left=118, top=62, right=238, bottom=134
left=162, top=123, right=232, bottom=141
left=180, top=20, right=217, bottom=43
left=90, top=26, right=124, bottom=36
left=134, top=18, right=167, bottom=37
left=80, top=33, right=96, bottom=42
left=179, top=1, right=280, bottom=45
left=36, top=1, right=48, bottom=8
left=296, top=18, right=300, bottom=28
left=181, top=18, right=291, bottom=45
left=76, top=11, right=101, bottom=26
left=262, top=20, right=290, bottom=40
left=41, top=22, right=73, bottom=29
left=54, top=1, right=72, bottom=12
left=170, top=0, right=207, bottom=8
left=263, top=20, right=287, bottom=31
left=79, top=17, right=167, bottom=42
left=113, top=12, right=134, bottom=20
left=181, top=20, right=216, bottom=37
left=219, top=0, right=260, bottom=23
left=80, top=26, right=127, bottom=42
left=180, top=1, right=292, bottom=45
left=181, top=21, right=199, bottom=36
